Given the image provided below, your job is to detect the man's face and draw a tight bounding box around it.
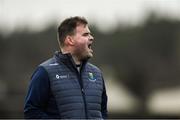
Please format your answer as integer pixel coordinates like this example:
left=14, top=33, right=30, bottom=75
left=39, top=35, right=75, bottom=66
left=72, top=24, right=94, bottom=61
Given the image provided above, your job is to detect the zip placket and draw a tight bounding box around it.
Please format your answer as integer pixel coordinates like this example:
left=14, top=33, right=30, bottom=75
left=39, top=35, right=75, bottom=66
left=75, top=67, right=88, bottom=119
left=68, top=56, right=88, bottom=119
left=79, top=72, right=88, bottom=119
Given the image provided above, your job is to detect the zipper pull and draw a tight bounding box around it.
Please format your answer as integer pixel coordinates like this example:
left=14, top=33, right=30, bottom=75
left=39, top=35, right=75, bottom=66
left=81, top=88, right=84, bottom=93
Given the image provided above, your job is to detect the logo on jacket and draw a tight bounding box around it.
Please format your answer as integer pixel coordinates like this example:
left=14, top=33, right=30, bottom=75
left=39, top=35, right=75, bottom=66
left=88, top=72, right=96, bottom=82
left=56, top=74, right=68, bottom=79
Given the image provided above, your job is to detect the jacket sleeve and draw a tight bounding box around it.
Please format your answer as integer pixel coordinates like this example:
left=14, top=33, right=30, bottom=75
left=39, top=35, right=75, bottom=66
left=24, top=66, right=50, bottom=118
left=101, top=77, right=108, bottom=119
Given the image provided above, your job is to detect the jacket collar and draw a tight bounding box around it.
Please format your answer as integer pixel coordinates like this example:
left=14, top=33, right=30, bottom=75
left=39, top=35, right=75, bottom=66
left=54, top=51, right=88, bottom=72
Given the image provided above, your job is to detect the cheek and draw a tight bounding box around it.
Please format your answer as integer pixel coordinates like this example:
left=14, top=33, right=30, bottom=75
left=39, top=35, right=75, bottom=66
left=75, top=40, right=87, bottom=48
left=74, top=42, right=86, bottom=52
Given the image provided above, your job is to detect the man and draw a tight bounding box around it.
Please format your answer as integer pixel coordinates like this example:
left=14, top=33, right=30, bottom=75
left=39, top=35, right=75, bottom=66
left=24, top=16, right=108, bottom=119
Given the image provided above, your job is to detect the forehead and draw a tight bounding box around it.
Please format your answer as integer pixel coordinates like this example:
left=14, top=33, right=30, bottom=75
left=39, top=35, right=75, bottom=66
left=75, top=24, right=90, bottom=33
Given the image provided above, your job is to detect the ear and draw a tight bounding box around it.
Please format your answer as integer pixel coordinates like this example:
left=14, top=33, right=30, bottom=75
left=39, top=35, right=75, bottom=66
left=64, top=35, right=75, bottom=46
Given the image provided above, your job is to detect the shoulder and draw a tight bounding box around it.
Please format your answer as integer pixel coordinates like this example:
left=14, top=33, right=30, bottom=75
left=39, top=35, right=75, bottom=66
left=40, top=57, right=57, bottom=67
left=31, top=66, right=49, bottom=80
left=30, top=66, right=50, bottom=88
left=39, top=57, right=61, bottom=71
left=86, top=62, right=102, bottom=73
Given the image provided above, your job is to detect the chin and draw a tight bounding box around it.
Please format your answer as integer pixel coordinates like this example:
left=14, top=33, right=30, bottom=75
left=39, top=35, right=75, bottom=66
left=90, top=54, right=93, bottom=58
left=81, top=54, right=93, bottom=61
left=88, top=53, right=93, bottom=58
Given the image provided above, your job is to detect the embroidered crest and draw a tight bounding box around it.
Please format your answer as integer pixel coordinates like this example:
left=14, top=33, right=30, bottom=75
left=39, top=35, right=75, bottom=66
left=88, top=72, right=96, bottom=82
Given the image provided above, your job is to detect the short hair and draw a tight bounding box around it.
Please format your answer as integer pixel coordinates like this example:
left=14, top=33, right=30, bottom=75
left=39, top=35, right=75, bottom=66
left=57, top=16, right=88, bottom=47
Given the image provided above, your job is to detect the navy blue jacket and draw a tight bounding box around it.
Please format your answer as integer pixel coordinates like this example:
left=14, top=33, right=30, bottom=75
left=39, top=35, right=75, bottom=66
left=24, top=52, right=108, bottom=119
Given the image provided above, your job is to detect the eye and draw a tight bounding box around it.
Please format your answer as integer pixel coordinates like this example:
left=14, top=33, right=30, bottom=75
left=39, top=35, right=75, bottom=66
left=82, top=33, right=89, bottom=36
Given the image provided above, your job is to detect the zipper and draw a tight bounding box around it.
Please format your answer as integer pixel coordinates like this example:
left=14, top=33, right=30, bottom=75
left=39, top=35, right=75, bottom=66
left=78, top=72, right=88, bottom=119
left=81, top=87, right=88, bottom=118
left=61, top=53, right=88, bottom=118
left=70, top=59, right=88, bottom=119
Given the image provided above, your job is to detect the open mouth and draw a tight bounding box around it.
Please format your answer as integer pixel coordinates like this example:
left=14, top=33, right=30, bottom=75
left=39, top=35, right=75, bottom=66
left=88, top=43, right=93, bottom=53
left=88, top=44, right=92, bottom=50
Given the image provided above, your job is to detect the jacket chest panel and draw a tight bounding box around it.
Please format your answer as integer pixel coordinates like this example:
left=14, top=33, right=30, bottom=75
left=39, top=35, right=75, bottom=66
left=49, top=65, right=103, bottom=101
left=50, top=68, right=80, bottom=93
left=82, top=70, right=103, bottom=90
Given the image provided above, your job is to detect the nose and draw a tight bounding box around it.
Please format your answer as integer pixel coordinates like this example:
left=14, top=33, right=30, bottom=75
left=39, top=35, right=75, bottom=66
left=89, top=34, right=94, bottom=42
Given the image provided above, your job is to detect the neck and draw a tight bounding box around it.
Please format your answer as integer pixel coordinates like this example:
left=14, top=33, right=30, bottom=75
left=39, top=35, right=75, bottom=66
left=61, top=47, right=81, bottom=65
left=72, top=55, right=81, bottom=65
